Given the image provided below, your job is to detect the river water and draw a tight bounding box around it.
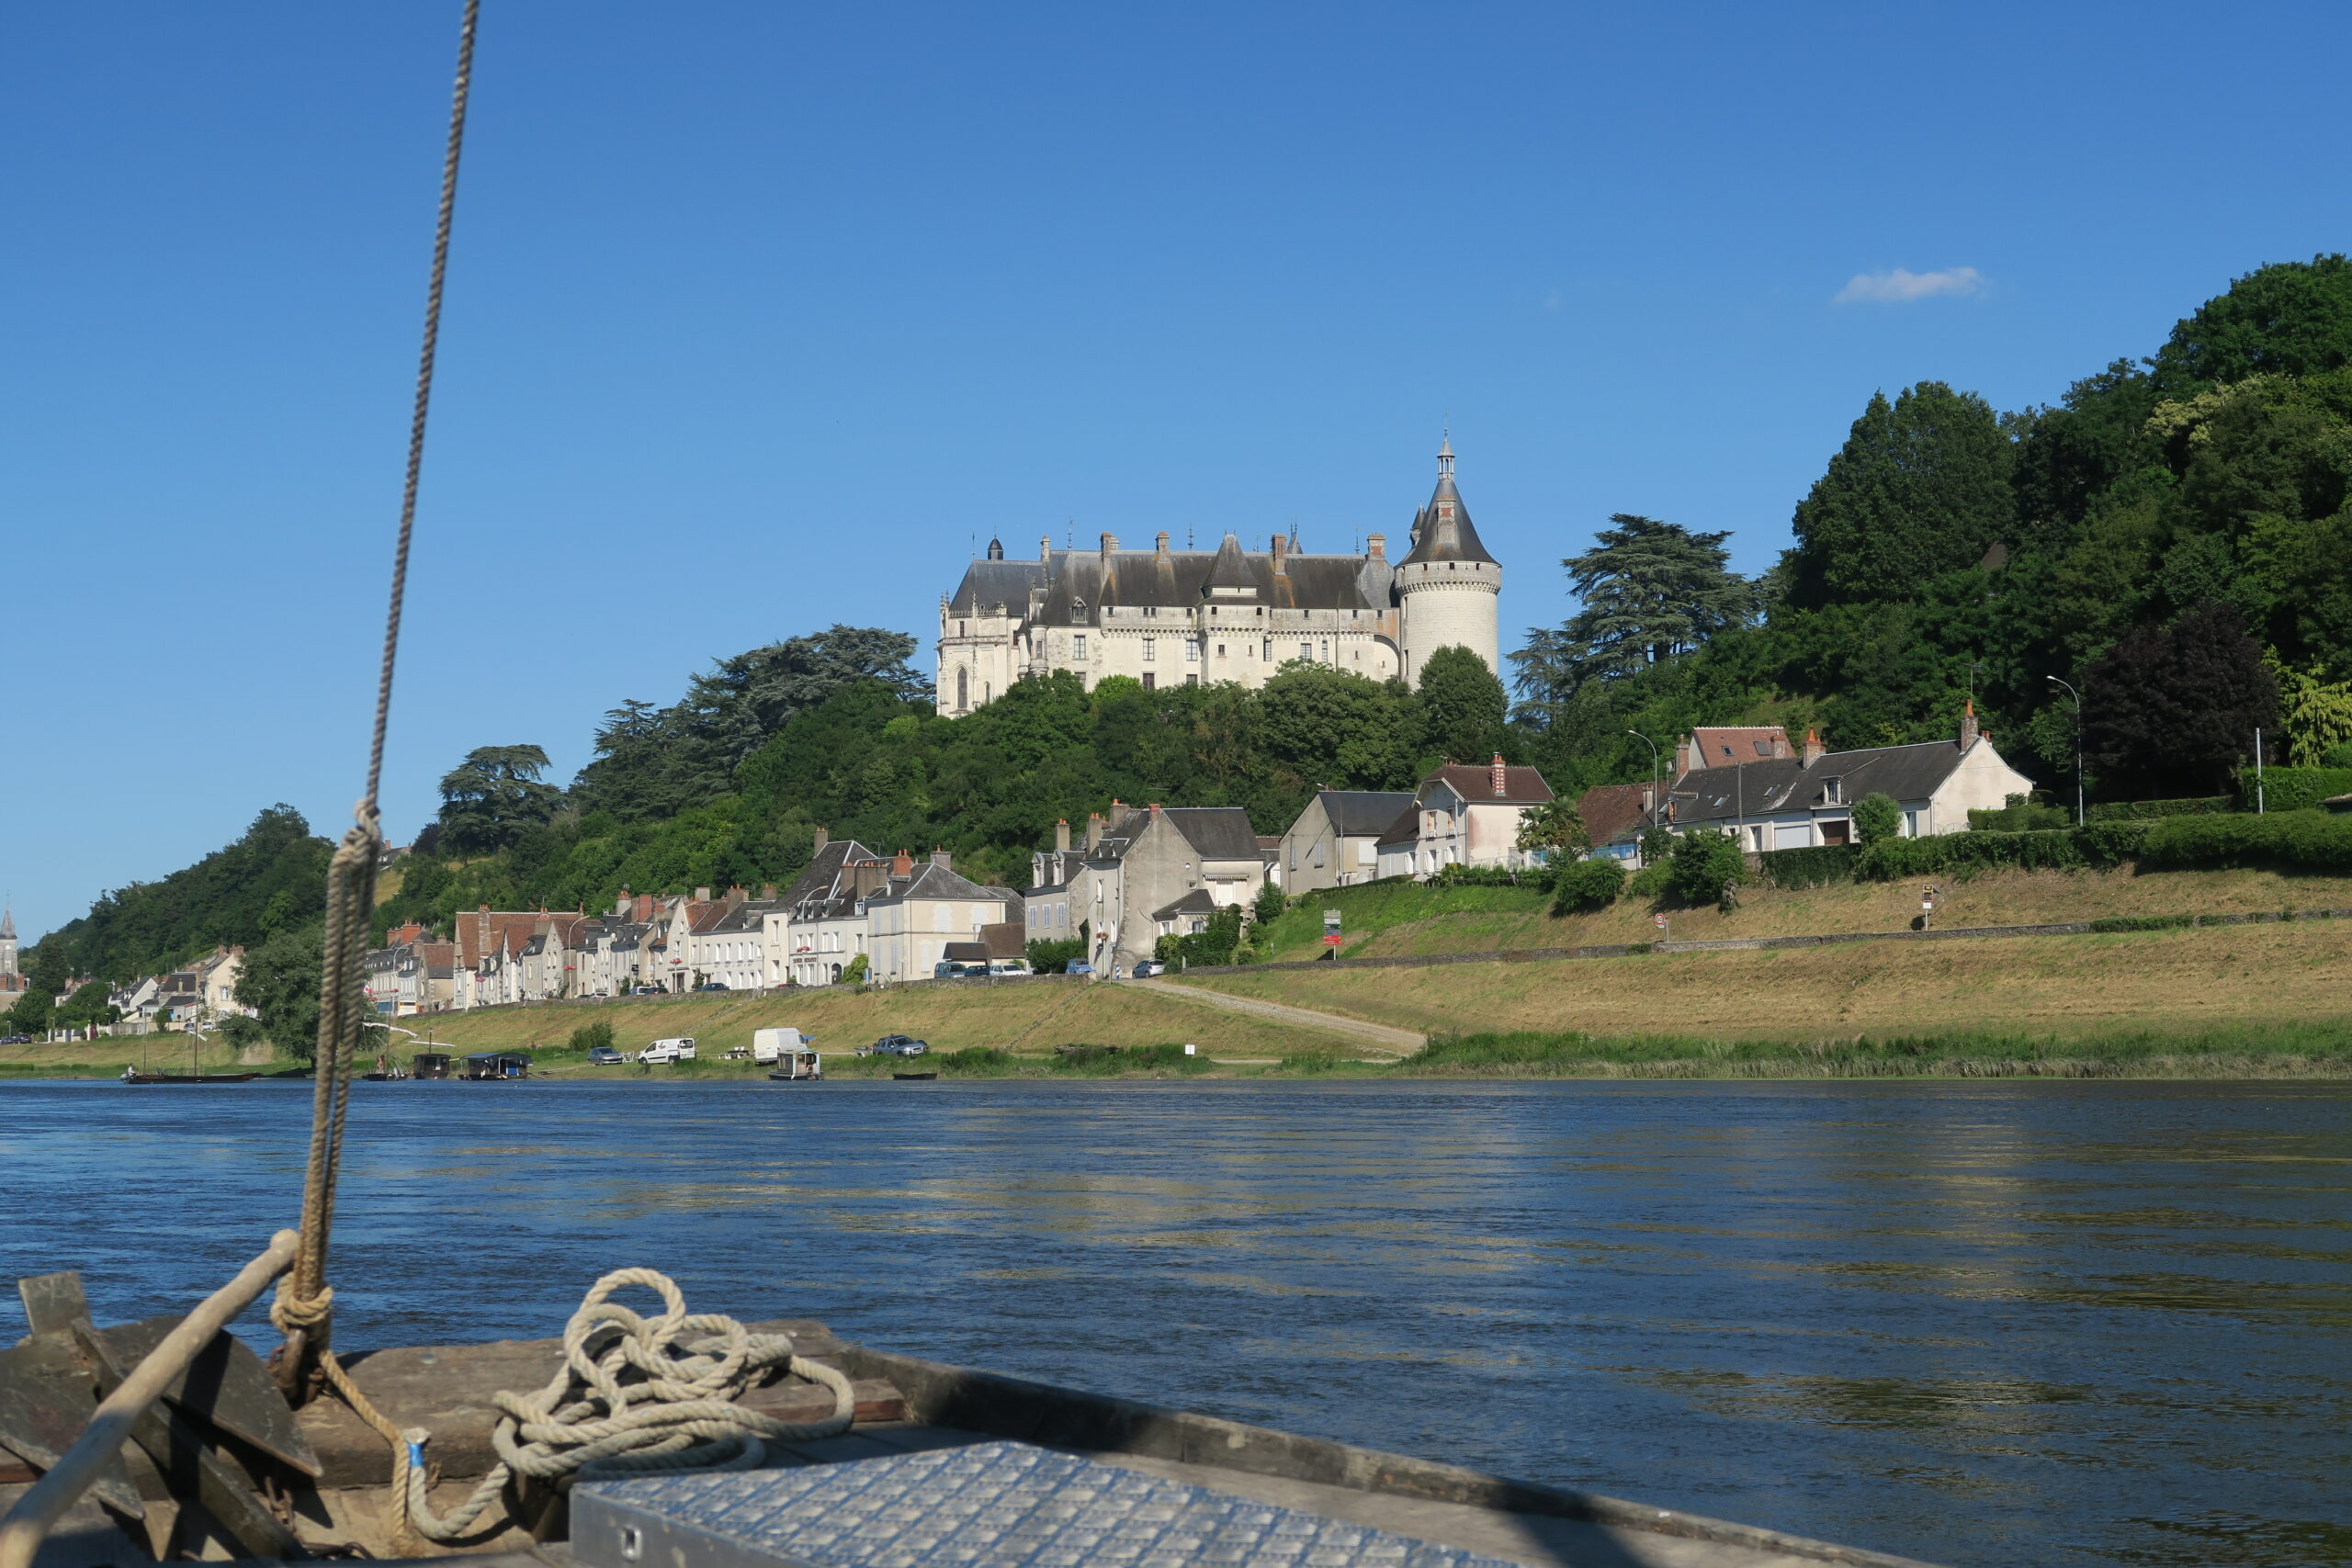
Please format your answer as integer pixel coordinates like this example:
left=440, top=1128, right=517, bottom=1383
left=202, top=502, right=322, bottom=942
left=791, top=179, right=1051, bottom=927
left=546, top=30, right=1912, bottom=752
left=0, top=1078, right=2344, bottom=1568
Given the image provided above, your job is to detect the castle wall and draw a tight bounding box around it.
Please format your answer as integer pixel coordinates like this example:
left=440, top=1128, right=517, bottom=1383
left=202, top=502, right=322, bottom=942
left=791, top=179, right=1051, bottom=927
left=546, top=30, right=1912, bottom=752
left=1398, top=563, right=1501, bottom=683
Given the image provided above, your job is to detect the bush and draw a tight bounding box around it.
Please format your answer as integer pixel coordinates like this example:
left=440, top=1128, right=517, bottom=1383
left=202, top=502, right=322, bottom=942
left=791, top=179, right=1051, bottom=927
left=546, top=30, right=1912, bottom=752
left=2236, top=767, right=2352, bottom=814
left=1627, top=863, right=1671, bottom=900
left=1858, top=829, right=2089, bottom=881
left=2139, top=810, right=2352, bottom=873
left=2087, top=914, right=2201, bottom=932
left=2086, top=795, right=2232, bottom=822
left=1968, top=794, right=2072, bottom=831
left=1551, top=858, right=1626, bottom=914
left=1431, top=863, right=1555, bottom=891
left=1667, top=829, right=1746, bottom=908
left=1854, top=792, right=1903, bottom=843
left=842, top=953, right=868, bottom=983
left=567, top=1019, right=616, bottom=1055
left=1253, top=880, right=1286, bottom=925
left=2075, top=820, right=2152, bottom=865
left=1026, top=938, right=1084, bottom=974
left=1752, top=844, right=1859, bottom=889
left=2325, top=742, right=2352, bottom=769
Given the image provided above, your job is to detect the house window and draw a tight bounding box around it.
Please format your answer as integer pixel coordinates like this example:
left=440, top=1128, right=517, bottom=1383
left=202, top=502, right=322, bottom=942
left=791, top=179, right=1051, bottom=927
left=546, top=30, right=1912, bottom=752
left=1073, top=634, right=1087, bottom=659
left=1299, top=641, right=1313, bottom=661
left=1185, top=673, right=1198, bottom=685
left=1142, top=671, right=1156, bottom=690
left=1822, top=776, right=1843, bottom=805
left=1185, top=639, right=1200, bottom=661
left=1904, top=809, right=1923, bottom=838
left=1217, top=643, right=1227, bottom=657
left=956, top=668, right=968, bottom=708
left=1262, top=638, right=1272, bottom=660
left=1142, top=638, right=1156, bottom=661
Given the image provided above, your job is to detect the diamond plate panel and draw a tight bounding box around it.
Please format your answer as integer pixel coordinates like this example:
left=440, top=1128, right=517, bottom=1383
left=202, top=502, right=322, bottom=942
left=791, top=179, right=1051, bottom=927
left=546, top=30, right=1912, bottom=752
left=573, top=1440, right=1527, bottom=1568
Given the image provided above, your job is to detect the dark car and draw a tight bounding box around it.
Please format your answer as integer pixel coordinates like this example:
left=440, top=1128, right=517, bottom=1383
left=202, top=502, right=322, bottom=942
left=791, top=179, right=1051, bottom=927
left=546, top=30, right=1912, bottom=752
left=857, top=1033, right=930, bottom=1058
left=632, top=985, right=664, bottom=995
left=586, top=1045, right=628, bottom=1066
left=695, top=981, right=729, bottom=992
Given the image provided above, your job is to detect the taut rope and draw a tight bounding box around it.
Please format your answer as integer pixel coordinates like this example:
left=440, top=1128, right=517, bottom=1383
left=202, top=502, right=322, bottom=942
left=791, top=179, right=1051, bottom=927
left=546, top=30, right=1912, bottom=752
left=272, top=0, right=481, bottom=1406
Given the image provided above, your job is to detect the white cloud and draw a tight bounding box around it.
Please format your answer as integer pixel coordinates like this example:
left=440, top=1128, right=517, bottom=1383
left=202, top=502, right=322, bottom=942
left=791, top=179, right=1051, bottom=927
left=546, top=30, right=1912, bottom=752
left=1834, top=266, right=1984, bottom=305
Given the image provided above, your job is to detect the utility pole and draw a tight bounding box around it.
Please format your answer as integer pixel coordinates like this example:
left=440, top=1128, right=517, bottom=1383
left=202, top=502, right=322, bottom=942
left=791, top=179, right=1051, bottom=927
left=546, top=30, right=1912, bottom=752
left=1627, top=731, right=1661, bottom=862
left=2256, top=727, right=2266, bottom=815
left=2046, top=676, right=2085, bottom=827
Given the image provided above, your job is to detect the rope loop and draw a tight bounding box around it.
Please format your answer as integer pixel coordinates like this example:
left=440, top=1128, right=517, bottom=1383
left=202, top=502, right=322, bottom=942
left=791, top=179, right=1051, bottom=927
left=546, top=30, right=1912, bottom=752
left=269, top=1280, right=334, bottom=1335
left=327, top=1269, right=854, bottom=1545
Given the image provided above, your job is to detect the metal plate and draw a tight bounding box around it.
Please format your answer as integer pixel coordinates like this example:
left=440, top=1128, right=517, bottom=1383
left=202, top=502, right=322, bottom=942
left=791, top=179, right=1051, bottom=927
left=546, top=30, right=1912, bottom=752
left=574, top=1441, right=1527, bottom=1568
left=0, top=1343, right=144, bottom=1517
left=99, top=1316, right=322, bottom=1477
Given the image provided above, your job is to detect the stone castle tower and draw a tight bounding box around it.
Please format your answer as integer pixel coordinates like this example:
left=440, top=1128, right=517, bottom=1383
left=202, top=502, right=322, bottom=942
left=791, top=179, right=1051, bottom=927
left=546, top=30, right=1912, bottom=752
left=0, top=908, right=17, bottom=987
left=1396, top=435, right=1502, bottom=683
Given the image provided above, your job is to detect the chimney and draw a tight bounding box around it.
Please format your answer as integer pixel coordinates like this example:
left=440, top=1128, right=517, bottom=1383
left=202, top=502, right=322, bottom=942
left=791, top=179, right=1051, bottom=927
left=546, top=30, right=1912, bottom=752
left=1674, top=737, right=1693, bottom=778
left=634, top=892, right=655, bottom=924
left=724, top=884, right=747, bottom=908
left=615, top=892, right=630, bottom=918
left=1803, top=728, right=1825, bottom=766
left=1040, top=535, right=1051, bottom=562
left=1086, top=812, right=1104, bottom=852
left=892, top=850, right=914, bottom=879
left=1055, top=818, right=1070, bottom=853
left=814, top=826, right=829, bottom=852
left=931, top=848, right=952, bottom=869
left=1490, top=752, right=1509, bottom=797
left=1367, top=532, right=1385, bottom=560
left=1100, top=531, right=1117, bottom=568
left=1960, top=699, right=1980, bottom=750
left=1155, top=531, right=1170, bottom=558
left=760, top=884, right=777, bottom=900
left=1149, top=802, right=1162, bottom=815
left=1772, top=733, right=1790, bottom=758
left=694, top=886, right=712, bottom=903
left=1271, top=534, right=1288, bottom=574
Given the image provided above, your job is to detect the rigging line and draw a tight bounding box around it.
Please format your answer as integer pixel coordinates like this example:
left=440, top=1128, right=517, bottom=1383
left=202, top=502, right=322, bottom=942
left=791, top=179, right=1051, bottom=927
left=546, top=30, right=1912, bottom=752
left=367, top=0, right=480, bottom=811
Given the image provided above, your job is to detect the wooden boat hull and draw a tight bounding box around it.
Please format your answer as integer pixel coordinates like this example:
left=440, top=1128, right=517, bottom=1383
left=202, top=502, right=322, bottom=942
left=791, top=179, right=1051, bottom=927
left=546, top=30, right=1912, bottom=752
left=119, top=1073, right=261, bottom=1085
left=891, top=1071, right=937, bottom=1080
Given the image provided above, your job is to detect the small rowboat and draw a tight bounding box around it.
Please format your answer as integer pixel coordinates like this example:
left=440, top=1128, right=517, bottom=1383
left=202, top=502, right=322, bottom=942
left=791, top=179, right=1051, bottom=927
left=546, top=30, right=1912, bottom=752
left=890, top=1071, right=937, bottom=1081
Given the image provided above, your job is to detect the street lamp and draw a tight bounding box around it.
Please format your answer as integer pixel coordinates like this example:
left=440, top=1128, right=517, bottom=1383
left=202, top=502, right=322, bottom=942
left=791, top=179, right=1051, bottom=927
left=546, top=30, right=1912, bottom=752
left=2045, top=676, right=2084, bottom=827
left=1627, top=731, right=1662, bottom=864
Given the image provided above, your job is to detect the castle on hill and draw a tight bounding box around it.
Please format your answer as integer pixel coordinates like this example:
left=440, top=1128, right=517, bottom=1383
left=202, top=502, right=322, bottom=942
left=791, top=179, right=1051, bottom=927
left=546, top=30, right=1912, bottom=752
left=936, top=440, right=1502, bottom=715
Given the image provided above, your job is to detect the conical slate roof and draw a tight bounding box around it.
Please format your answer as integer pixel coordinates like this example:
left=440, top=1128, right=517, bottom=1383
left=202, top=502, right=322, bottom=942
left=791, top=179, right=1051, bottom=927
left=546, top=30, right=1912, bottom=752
left=1398, top=435, right=1497, bottom=567
left=1204, top=533, right=1257, bottom=592
left=0, top=908, right=14, bottom=941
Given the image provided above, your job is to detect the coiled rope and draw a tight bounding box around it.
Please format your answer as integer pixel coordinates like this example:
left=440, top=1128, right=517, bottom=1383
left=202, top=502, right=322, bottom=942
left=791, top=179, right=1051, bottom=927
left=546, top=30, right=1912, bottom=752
left=273, top=0, right=480, bottom=1405
left=325, top=1270, right=854, bottom=1546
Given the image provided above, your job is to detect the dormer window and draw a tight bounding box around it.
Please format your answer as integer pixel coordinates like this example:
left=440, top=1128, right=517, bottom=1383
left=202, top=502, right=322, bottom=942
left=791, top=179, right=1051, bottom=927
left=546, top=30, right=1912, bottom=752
left=1822, top=777, right=1843, bottom=805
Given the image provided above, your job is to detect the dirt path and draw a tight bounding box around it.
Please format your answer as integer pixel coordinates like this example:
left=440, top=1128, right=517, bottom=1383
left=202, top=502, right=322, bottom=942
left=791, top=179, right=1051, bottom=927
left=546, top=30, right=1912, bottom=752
left=1122, top=977, right=1425, bottom=1056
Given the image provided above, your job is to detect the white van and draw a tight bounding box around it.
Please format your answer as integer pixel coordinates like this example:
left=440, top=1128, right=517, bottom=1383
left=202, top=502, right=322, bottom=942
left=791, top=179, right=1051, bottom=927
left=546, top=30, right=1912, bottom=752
left=752, top=1027, right=809, bottom=1065
left=638, top=1036, right=697, bottom=1064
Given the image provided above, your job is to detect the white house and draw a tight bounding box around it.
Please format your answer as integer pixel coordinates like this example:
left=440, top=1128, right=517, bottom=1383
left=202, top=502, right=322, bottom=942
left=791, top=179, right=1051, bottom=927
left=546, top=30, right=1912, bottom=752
left=1374, top=757, right=1557, bottom=879
left=865, top=854, right=1020, bottom=983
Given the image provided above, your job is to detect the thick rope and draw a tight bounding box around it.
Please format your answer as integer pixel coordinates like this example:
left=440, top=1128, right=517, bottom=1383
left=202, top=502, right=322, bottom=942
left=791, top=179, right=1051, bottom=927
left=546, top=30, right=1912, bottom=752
left=329, top=1271, right=853, bottom=1547
left=275, top=0, right=479, bottom=1404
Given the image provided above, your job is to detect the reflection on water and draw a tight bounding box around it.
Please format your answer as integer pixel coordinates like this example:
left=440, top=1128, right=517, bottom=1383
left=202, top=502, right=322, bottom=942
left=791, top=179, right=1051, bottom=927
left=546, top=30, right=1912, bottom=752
left=0, top=1078, right=2345, bottom=1568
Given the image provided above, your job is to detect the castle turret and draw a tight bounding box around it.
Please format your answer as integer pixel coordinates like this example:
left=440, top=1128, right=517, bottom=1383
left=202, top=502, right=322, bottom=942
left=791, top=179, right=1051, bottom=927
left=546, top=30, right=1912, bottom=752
left=1396, top=435, right=1501, bottom=683
left=0, top=907, right=16, bottom=984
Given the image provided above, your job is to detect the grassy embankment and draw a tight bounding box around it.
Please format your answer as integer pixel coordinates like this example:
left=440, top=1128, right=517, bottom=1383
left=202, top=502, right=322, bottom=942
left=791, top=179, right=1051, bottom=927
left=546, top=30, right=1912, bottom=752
left=12, top=863, right=2348, bottom=1081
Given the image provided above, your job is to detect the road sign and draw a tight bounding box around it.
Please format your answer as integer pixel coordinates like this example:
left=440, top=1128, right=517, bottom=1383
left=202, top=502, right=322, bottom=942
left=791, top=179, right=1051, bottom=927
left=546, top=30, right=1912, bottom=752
left=1653, top=914, right=1668, bottom=930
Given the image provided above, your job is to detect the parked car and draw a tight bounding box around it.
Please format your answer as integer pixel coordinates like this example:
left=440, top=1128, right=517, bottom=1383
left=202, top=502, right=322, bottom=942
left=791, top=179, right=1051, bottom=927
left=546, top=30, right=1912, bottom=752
left=1066, top=962, right=1093, bottom=976
left=638, top=1036, right=698, bottom=1065
left=987, top=958, right=1032, bottom=976
left=856, top=1034, right=929, bottom=1058
left=632, top=985, right=664, bottom=995
left=932, top=960, right=986, bottom=978
left=1132, top=960, right=1165, bottom=977
left=586, top=1045, right=628, bottom=1066
left=694, top=981, right=729, bottom=991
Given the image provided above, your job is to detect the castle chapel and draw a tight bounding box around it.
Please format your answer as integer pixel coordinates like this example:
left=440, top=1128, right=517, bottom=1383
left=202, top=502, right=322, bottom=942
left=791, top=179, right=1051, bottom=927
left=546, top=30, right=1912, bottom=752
left=936, top=441, right=1501, bottom=715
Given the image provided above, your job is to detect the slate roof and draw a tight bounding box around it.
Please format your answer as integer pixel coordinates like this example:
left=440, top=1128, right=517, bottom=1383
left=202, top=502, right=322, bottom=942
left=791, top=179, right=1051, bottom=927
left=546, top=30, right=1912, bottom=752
left=1022, top=545, right=1392, bottom=623
left=1151, top=888, right=1221, bottom=920
left=1396, top=439, right=1497, bottom=568
left=871, top=863, right=1012, bottom=906
left=1666, top=739, right=1984, bottom=825
left=1373, top=802, right=1420, bottom=850
left=1095, top=805, right=1262, bottom=863
left=1314, top=789, right=1417, bottom=836
left=946, top=559, right=1050, bottom=616
left=781, top=840, right=882, bottom=908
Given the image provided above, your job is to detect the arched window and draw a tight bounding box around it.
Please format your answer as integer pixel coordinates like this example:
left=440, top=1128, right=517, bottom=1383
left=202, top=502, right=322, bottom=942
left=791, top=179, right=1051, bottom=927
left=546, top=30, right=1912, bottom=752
left=956, top=667, right=969, bottom=708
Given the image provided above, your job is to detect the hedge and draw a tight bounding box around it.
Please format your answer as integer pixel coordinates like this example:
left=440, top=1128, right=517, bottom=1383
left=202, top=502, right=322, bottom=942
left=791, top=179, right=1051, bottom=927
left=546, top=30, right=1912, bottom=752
left=2086, top=796, right=2232, bottom=822
left=1430, top=863, right=1557, bottom=892
left=1858, top=829, right=2094, bottom=880
left=2235, top=767, right=2352, bottom=815
left=1752, top=844, right=1860, bottom=888
left=2139, top=810, right=2352, bottom=873
left=1552, top=858, right=1626, bottom=913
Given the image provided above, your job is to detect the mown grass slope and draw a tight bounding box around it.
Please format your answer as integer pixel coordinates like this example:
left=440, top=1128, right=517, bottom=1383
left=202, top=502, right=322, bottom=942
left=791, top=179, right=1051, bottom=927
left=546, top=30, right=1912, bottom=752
left=1252, top=864, right=2352, bottom=962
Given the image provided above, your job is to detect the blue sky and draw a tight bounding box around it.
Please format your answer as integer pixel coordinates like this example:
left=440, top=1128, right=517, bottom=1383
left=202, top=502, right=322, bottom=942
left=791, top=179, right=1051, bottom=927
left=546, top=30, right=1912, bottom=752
left=4, top=2, right=2347, bottom=943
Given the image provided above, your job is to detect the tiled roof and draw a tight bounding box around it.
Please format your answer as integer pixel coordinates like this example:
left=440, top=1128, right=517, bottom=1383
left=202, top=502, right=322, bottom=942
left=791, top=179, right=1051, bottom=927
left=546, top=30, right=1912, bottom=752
left=1577, top=783, right=1657, bottom=848
left=1426, top=763, right=1555, bottom=806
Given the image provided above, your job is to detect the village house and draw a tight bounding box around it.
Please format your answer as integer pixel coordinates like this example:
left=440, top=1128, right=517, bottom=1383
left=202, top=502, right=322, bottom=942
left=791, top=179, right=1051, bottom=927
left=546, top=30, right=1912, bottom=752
left=1374, top=756, right=1557, bottom=880
left=1276, top=790, right=1417, bottom=892
left=769, top=835, right=890, bottom=988
left=864, top=852, right=1019, bottom=984
left=1034, top=803, right=1265, bottom=975
left=1636, top=706, right=2036, bottom=853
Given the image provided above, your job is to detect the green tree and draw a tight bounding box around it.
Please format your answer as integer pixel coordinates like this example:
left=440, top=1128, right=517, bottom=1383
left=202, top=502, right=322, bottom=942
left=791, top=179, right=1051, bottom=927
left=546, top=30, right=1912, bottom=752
left=436, top=745, right=564, bottom=856
left=1852, top=792, right=1901, bottom=846
left=2083, top=601, right=2280, bottom=796
left=1667, top=829, right=1746, bottom=909
left=1514, top=799, right=1589, bottom=860
left=1252, top=879, right=1286, bottom=926
left=1787, top=383, right=2016, bottom=607
left=1515, top=515, right=1757, bottom=699
left=1256, top=664, right=1421, bottom=791
left=53, top=980, right=115, bottom=1031
left=235, top=922, right=328, bottom=1060
left=1418, top=646, right=1510, bottom=763
left=568, top=1019, right=616, bottom=1055
left=1551, top=858, right=1625, bottom=914
left=2152, top=254, right=2352, bottom=394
